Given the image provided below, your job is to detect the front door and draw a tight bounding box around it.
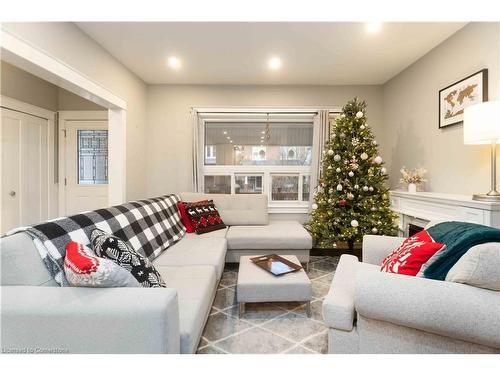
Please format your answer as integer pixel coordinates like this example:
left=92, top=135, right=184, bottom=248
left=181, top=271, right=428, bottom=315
left=64, top=120, right=108, bottom=216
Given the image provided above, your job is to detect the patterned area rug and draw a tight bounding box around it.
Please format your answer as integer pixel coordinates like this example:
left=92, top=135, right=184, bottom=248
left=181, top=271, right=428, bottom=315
left=196, top=255, right=339, bottom=354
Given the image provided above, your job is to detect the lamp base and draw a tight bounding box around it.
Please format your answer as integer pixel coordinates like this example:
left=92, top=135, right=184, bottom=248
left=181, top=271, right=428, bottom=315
left=472, top=193, right=500, bottom=202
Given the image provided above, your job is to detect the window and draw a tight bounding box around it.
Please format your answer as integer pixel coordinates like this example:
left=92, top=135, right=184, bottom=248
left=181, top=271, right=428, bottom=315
left=204, top=121, right=313, bottom=166
left=302, top=175, right=311, bottom=201
left=235, top=174, right=263, bottom=194
left=271, top=175, right=298, bottom=201
left=200, top=112, right=315, bottom=212
left=204, top=175, right=231, bottom=194
left=77, top=130, right=108, bottom=184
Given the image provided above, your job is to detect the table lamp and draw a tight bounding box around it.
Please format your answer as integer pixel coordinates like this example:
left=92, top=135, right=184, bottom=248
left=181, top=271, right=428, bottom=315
left=464, top=101, right=500, bottom=201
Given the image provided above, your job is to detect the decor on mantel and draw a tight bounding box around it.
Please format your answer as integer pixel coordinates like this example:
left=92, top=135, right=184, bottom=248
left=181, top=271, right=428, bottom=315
left=464, top=101, right=500, bottom=202
left=439, top=69, right=488, bottom=129
left=400, top=167, right=426, bottom=193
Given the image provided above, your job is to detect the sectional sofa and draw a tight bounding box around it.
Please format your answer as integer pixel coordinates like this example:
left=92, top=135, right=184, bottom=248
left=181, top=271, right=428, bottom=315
left=0, top=193, right=312, bottom=354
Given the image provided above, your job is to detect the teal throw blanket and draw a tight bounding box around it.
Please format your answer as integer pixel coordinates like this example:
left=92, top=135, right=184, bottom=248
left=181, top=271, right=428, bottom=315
left=424, top=221, right=500, bottom=280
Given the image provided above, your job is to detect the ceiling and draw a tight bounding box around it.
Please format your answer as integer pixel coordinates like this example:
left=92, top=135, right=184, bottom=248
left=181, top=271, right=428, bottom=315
left=76, top=22, right=466, bottom=85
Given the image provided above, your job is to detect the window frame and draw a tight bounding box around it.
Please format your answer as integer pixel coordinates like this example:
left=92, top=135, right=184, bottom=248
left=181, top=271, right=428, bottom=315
left=198, top=112, right=318, bottom=213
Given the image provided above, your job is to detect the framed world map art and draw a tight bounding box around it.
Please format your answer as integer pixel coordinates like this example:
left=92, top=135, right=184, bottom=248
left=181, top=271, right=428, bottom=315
left=439, top=69, right=488, bottom=129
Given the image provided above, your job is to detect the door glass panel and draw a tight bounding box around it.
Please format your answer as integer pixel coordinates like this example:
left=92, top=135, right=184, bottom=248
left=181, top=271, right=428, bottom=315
left=77, top=130, right=108, bottom=184
left=204, top=175, right=231, bottom=194
left=271, top=175, right=299, bottom=201
left=235, top=175, right=263, bottom=194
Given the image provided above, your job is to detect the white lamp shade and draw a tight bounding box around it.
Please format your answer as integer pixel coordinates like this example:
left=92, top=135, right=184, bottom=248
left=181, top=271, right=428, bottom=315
left=464, top=101, right=500, bottom=145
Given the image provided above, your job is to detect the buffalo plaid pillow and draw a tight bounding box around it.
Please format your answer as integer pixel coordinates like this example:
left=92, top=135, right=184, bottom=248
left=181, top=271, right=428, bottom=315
left=184, top=200, right=226, bottom=234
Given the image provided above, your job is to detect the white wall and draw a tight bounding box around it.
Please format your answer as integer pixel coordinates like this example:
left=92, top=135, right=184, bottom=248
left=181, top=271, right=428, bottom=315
left=2, top=22, right=148, bottom=201
left=382, top=22, right=500, bottom=194
left=146, top=84, right=385, bottom=196
left=1, top=61, right=105, bottom=111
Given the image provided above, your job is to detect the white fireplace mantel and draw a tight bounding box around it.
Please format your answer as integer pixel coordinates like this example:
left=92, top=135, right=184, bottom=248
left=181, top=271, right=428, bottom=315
left=390, top=190, right=500, bottom=236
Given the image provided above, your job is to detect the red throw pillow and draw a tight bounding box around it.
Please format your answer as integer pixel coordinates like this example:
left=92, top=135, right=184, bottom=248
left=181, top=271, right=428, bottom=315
left=184, top=200, right=226, bottom=234
left=380, top=230, right=445, bottom=276
left=177, top=200, right=209, bottom=233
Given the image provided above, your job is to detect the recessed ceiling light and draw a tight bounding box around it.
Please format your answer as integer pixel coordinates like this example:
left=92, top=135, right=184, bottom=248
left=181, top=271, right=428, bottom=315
left=261, top=131, right=266, bottom=134
left=268, top=57, right=282, bottom=70
left=223, top=131, right=228, bottom=135
left=167, top=56, right=182, bottom=69
left=365, top=22, right=382, bottom=34
left=229, top=140, right=233, bottom=143
left=226, top=136, right=230, bottom=139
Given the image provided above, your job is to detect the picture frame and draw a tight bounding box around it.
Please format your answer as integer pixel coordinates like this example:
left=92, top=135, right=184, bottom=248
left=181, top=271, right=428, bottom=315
left=438, top=69, right=488, bottom=129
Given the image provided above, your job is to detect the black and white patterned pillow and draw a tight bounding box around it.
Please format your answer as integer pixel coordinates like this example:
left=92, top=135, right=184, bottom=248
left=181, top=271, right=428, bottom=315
left=90, top=229, right=166, bottom=288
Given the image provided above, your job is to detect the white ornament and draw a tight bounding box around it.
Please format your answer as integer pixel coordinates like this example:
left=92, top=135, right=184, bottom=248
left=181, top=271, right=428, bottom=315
left=336, top=167, right=341, bottom=173
left=351, top=219, right=359, bottom=228
left=372, top=227, right=378, bottom=234
left=362, top=186, right=369, bottom=192
left=332, top=242, right=338, bottom=248
left=340, top=133, right=346, bottom=138
left=381, top=167, right=387, bottom=174
left=348, top=171, right=354, bottom=177
left=351, top=137, right=359, bottom=146
left=356, top=111, right=364, bottom=118
left=369, top=186, right=374, bottom=192
left=347, top=193, right=354, bottom=200
left=333, top=154, right=341, bottom=162
left=374, top=156, right=383, bottom=164
left=354, top=184, right=359, bottom=189
left=336, top=184, right=343, bottom=191
left=360, top=125, right=365, bottom=130
left=327, top=165, right=333, bottom=170
left=328, top=199, right=333, bottom=203
left=329, top=188, right=334, bottom=194
left=360, top=152, right=368, bottom=160
left=373, top=140, right=377, bottom=145
left=327, top=149, right=334, bottom=156
left=311, top=203, right=318, bottom=210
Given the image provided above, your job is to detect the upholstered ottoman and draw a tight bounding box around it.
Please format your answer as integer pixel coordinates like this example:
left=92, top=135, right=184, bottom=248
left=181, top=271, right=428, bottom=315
left=236, top=255, right=312, bottom=317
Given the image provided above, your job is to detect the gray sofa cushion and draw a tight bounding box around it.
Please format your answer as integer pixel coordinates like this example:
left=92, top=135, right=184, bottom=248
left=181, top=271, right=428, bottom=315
left=179, top=193, right=268, bottom=226
left=155, top=265, right=217, bottom=354
left=226, top=220, right=312, bottom=250
left=445, top=242, right=500, bottom=291
left=153, top=236, right=227, bottom=279
left=0, top=232, right=56, bottom=286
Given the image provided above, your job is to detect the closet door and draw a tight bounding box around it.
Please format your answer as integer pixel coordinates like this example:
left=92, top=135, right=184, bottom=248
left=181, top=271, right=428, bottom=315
left=1, top=108, right=49, bottom=234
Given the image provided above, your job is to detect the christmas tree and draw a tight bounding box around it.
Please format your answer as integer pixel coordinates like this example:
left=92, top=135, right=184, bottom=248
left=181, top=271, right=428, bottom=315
left=306, top=98, right=398, bottom=250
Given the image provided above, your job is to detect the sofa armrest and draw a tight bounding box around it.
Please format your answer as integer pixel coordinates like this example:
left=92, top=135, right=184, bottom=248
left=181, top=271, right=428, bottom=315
left=362, top=235, right=405, bottom=265
left=322, top=254, right=359, bottom=331
left=1, top=286, right=180, bottom=353
left=354, top=271, right=500, bottom=349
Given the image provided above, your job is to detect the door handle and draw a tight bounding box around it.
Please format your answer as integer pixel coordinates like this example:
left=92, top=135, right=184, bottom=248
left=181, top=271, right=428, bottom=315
left=9, top=191, right=16, bottom=197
